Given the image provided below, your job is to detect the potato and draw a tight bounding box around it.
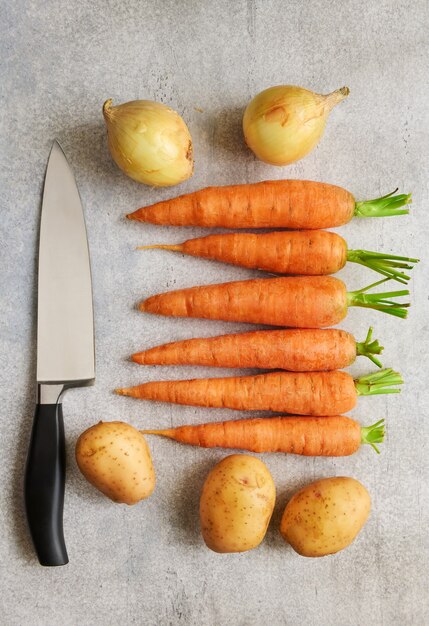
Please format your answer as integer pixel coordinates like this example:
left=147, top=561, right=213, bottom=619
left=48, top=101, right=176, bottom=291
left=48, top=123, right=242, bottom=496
left=200, top=454, right=276, bottom=553
left=280, top=476, right=370, bottom=557
left=76, top=421, right=156, bottom=505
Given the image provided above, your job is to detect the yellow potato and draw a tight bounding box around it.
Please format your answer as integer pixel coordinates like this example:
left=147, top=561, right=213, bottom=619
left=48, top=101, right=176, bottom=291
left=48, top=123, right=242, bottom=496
left=76, top=421, right=155, bottom=505
left=200, top=454, right=276, bottom=553
left=280, top=476, right=370, bottom=557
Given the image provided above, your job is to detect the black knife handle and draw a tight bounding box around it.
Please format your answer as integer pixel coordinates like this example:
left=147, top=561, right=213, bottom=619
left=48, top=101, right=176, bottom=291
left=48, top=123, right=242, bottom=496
left=24, top=401, right=68, bottom=566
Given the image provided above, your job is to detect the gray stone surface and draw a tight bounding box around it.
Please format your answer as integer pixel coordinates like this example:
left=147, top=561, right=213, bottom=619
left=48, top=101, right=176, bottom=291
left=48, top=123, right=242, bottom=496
left=1, top=0, right=428, bottom=624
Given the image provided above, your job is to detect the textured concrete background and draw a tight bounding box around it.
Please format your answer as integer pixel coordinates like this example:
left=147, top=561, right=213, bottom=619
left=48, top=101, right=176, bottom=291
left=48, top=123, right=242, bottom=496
left=1, top=1, right=428, bottom=624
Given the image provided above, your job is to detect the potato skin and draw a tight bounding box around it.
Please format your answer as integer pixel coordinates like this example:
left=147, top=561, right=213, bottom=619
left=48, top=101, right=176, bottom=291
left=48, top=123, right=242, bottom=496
left=76, top=421, right=156, bottom=505
left=200, top=454, right=276, bottom=553
left=280, top=477, right=370, bottom=557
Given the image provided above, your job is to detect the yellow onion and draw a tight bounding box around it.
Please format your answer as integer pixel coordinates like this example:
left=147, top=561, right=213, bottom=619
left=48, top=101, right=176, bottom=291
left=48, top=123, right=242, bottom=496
left=243, top=85, right=349, bottom=166
left=103, top=99, right=193, bottom=187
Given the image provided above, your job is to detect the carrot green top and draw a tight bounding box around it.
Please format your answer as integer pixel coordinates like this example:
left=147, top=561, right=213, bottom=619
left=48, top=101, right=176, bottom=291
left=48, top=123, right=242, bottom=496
left=361, top=419, right=385, bottom=454
left=354, top=368, right=403, bottom=396
left=346, top=249, right=419, bottom=284
left=347, top=278, right=410, bottom=318
left=354, top=190, right=412, bottom=218
left=356, top=327, right=384, bottom=367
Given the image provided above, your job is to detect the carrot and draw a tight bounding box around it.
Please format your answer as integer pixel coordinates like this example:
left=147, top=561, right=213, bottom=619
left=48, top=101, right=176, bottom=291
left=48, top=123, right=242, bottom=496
left=142, top=416, right=385, bottom=456
left=132, top=327, right=384, bottom=370
left=116, top=368, right=402, bottom=415
left=139, top=230, right=418, bottom=284
left=127, top=180, right=411, bottom=229
left=140, top=276, right=409, bottom=328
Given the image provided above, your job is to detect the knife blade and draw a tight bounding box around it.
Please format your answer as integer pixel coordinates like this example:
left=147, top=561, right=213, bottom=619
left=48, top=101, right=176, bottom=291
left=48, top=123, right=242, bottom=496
left=24, top=141, right=95, bottom=566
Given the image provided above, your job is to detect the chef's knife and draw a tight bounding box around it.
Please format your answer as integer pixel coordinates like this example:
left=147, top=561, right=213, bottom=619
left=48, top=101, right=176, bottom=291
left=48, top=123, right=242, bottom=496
left=24, top=141, right=95, bottom=566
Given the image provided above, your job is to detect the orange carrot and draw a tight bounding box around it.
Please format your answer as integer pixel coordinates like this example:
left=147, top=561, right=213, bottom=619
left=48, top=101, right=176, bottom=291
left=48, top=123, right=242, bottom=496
left=142, top=416, right=385, bottom=456
left=127, top=180, right=411, bottom=228
left=132, top=327, right=384, bottom=370
left=139, top=230, right=418, bottom=284
left=116, top=369, right=402, bottom=415
left=140, top=276, right=409, bottom=328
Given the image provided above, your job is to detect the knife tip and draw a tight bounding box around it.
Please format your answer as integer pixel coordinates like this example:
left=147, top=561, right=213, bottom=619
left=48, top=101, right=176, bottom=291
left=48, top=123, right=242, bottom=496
left=49, top=139, right=66, bottom=160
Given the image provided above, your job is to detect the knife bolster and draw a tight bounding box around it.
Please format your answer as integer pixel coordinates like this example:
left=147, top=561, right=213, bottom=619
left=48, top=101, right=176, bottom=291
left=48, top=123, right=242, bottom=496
left=37, top=383, right=65, bottom=405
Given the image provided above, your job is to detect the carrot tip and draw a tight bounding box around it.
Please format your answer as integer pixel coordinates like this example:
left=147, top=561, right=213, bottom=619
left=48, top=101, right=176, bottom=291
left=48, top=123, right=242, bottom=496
left=115, top=388, right=130, bottom=396
left=141, top=428, right=174, bottom=438
left=137, top=244, right=182, bottom=252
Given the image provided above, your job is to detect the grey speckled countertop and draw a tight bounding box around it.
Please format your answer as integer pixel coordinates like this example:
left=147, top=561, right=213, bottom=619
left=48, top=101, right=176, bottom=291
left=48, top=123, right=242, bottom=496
left=1, top=1, right=428, bottom=624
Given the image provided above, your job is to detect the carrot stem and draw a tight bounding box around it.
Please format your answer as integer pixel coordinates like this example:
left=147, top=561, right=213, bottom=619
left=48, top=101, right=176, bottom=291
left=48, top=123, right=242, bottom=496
left=355, top=327, right=384, bottom=368
left=360, top=419, right=385, bottom=454
left=347, top=278, right=410, bottom=318
left=354, top=190, right=412, bottom=218
left=347, top=249, right=419, bottom=284
left=354, top=368, right=403, bottom=396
